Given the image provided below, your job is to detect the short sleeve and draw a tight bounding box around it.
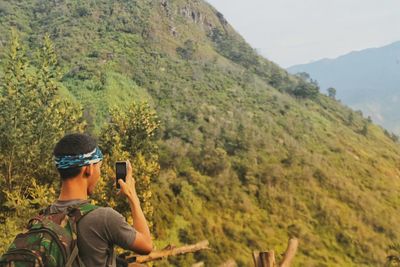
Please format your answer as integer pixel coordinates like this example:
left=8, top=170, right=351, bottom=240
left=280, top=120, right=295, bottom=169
left=104, top=208, right=136, bottom=250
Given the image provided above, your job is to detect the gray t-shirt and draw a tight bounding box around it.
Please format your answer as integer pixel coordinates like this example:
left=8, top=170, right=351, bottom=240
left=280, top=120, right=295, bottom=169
left=49, top=199, right=136, bottom=267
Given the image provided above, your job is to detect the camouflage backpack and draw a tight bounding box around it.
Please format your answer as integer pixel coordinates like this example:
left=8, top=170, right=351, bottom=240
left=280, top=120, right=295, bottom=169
left=0, top=203, right=98, bottom=267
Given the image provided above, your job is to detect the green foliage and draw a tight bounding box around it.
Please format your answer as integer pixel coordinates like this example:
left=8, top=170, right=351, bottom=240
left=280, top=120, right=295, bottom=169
left=386, top=243, right=400, bottom=266
left=0, top=32, right=84, bottom=253
left=328, top=87, right=337, bottom=99
left=291, top=79, right=319, bottom=98
left=291, top=73, right=320, bottom=98
left=176, top=40, right=197, bottom=60
left=210, top=27, right=258, bottom=68
left=360, top=122, right=369, bottom=136
left=196, top=147, right=229, bottom=176
left=0, top=30, right=84, bottom=189
left=97, top=102, right=160, bottom=229
left=347, top=112, right=354, bottom=125
left=0, top=179, right=56, bottom=251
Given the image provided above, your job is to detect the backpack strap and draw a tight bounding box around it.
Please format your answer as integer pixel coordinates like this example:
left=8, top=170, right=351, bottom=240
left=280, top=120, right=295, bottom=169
left=40, top=206, right=52, bottom=216
left=65, top=203, right=99, bottom=267
left=27, top=202, right=99, bottom=267
left=65, top=245, right=80, bottom=267
left=67, top=203, right=99, bottom=223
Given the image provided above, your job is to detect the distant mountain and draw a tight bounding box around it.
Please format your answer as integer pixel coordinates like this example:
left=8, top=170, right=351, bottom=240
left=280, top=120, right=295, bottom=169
left=288, top=41, right=400, bottom=134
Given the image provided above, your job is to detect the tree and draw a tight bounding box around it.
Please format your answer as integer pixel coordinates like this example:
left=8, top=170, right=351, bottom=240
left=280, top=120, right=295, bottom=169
left=0, top=30, right=85, bottom=253
left=291, top=79, right=319, bottom=99
left=0, top=31, right=85, bottom=190
left=296, top=72, right=311, bottom=81
left=327, top=87, right=336, bottom=99
left=391, top=133, right=399, bottom=143
left=347, top=112, right=354, bottom=125
left=360, top=122, right=368, bottom=136
left=176, top=40, right=197, bottom=60
left=98, top=103, right=160, bottom=229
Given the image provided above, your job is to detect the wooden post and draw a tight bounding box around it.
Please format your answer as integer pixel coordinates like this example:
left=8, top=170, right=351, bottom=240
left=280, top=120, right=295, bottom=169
left=252, top=238, right=299, bottom=267
left=260, top=251, right=276, bottom=267
left=279, top=238, right=299, bottom=267
left=267, top=251, right=276, bottom=267
left=253, top=251, right=276, bottom=267
left=253, top=251, right=261, bottom=267
left=260, top=252, right=268, bottom=267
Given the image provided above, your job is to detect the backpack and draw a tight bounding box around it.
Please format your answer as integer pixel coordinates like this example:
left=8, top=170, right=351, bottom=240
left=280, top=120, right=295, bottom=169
left=0, top=202, right=98, bottom=267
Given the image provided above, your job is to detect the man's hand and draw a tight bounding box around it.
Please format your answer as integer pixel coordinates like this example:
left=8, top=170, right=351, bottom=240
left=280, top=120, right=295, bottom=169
left=117, top=160, right=138, bottom=202
left=117, top=160, right=153, bottom=254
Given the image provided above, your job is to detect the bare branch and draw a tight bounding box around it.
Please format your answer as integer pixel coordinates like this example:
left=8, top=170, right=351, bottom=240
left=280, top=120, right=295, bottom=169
left=128, top=240, right=210, bottom=265
left=279, top=238, right=299, bottom=267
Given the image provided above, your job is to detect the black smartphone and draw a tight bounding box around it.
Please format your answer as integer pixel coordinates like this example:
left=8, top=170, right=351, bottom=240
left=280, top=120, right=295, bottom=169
left=115, top=161, right=127, bottom=189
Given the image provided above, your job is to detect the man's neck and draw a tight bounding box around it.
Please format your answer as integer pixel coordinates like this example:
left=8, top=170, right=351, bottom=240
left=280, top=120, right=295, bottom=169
left=58, top=176, right=88, bottom=201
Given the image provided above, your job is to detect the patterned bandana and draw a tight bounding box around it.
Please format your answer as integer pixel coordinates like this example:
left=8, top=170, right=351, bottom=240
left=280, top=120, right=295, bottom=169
left=54, top=147, right=103, bottom=169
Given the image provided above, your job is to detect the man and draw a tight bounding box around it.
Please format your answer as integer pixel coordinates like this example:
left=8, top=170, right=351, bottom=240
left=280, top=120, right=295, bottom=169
left=51, top=133, right=153, bottom=266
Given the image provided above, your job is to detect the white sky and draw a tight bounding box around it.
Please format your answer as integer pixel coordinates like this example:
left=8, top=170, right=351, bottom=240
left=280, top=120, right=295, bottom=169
left=206, top=0, right=400, bottom=67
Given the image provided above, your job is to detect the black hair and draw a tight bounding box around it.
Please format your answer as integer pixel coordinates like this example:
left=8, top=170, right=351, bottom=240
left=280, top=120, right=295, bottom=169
left=53, top=133, right=97, bottom=180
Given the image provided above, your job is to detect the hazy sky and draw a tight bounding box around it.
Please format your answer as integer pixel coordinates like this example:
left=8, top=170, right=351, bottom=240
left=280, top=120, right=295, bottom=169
left=206, top=0, right=400, bottom=67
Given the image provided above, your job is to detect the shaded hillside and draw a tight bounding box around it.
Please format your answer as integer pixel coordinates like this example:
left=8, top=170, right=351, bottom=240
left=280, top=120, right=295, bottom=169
left=1, top=0, right=400, bottom=266
left=288, top=41, right=400, bottom=134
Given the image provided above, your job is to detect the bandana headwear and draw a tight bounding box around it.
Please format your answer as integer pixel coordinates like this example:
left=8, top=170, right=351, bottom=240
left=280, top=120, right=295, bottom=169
left=55, top=147, right=103, bottom=169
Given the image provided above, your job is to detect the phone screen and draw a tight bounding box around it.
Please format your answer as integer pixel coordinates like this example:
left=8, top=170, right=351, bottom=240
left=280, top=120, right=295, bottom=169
left=115, top=162, right=127, bottom=189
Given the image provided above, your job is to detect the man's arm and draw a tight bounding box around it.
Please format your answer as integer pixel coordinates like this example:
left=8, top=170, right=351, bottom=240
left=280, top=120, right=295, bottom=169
left=118, top=160, right=153, bottom=255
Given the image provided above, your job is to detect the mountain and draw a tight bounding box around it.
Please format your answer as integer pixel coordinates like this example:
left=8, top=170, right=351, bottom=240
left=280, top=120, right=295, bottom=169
left=287, top=41, right=400, bottom=134
left=1, top=0, right=400, bottom=266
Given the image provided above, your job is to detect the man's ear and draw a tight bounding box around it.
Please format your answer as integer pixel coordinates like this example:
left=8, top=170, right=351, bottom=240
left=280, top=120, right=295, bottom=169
left=83, top=164, right=94, bottom=178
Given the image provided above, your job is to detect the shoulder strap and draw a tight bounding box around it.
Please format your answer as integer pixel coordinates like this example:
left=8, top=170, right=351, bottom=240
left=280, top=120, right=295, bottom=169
left=39, top=205, right=52, bottom=216
left=66, top=203, right=99, bottom=267
left=68, top=203, right=99, bottom=223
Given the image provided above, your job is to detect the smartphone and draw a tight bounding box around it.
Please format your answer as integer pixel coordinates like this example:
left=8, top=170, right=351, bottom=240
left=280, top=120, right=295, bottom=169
left=115, top=161, right=127, bottom=189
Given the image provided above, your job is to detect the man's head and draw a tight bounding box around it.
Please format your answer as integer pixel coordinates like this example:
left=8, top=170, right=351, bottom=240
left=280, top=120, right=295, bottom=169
left=53, top=133, right=103, bottom=194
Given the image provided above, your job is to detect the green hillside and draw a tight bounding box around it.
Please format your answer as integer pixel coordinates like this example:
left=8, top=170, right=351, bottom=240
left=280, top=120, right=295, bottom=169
left=1, top=0, right=400, bottom=266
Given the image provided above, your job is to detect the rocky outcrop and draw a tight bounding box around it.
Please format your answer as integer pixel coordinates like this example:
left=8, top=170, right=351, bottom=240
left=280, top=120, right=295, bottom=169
left=169, top=25, right=178, bottom=37
left=180, top=5, right=203, bottom=24
left=160, top=0, right=215, bottom=37
left=216, top=11, right=227, bottom=26
left=161, top=0, right=172, bottom=17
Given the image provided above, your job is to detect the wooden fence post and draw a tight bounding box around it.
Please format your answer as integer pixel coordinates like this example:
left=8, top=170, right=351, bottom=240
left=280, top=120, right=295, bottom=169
left=253, top=251, right=261, bottom=267
left=253, top=250, right=276, bottom=267
left=252, top=238, right=299, bottom=267
left=279, top=238, right=298, bottom=267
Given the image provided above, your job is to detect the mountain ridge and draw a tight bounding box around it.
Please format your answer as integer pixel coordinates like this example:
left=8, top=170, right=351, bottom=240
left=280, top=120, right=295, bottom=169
left=287, top=40, right=400, bottom=134
left=289, top=40, right=400, bottom=69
